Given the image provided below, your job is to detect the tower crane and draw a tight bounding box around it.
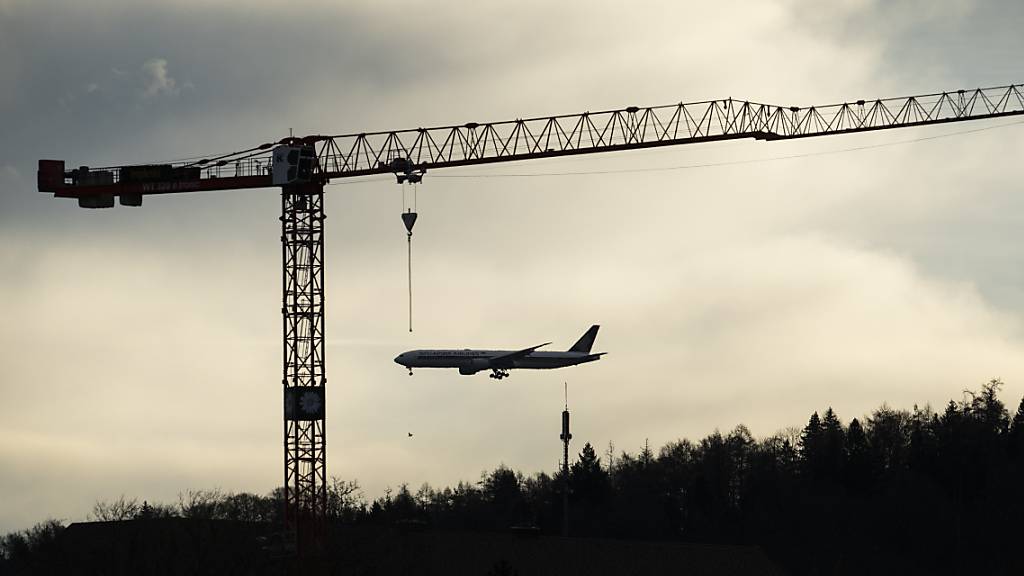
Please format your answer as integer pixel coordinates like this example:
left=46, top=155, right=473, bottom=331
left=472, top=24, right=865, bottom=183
left=36, top=83, right=1024, bottom=558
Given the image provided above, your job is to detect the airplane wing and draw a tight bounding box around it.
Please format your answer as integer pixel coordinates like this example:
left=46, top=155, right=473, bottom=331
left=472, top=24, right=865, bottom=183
left=490, top=342, right=551, bottom=367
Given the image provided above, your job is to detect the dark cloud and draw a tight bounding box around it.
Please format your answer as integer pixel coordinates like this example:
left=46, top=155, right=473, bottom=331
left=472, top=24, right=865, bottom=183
left=787, top=0, right=1023, bottom=87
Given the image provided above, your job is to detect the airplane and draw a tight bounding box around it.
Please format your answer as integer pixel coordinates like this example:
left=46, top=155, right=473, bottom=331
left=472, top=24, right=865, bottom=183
left=394, top=325, right=605, bottom=380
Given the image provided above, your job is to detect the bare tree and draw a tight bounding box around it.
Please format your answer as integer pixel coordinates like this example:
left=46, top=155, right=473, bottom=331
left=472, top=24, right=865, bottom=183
left=177, top=489, right=224, bottom=519
left=326, top=477, right=364, bottom=521
left=89, top=495, right=140, bottom=522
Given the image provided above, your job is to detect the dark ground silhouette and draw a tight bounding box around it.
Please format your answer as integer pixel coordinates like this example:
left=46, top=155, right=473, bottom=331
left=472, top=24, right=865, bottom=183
left=3, top=379, right=1023, bottom=575
left=48, top=521, right=783, bottom=576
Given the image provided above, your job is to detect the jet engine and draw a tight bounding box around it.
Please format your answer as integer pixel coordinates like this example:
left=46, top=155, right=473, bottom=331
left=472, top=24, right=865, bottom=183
left=459, top=358, right=491, bottom=375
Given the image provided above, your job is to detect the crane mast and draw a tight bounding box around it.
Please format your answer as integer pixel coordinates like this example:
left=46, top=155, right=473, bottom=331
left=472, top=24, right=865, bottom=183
left=281, top=183, right=327, bottom=557
left=35, top=83, right=1024, bottom=559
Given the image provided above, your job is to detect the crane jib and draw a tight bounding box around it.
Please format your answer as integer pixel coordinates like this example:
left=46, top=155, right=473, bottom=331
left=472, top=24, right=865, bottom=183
left=37, top=83, right=1024, bottom=202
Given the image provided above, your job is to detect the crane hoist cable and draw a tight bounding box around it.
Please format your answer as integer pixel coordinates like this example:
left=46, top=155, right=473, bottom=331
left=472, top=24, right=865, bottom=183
left=401, top=182, right=418, bottom=332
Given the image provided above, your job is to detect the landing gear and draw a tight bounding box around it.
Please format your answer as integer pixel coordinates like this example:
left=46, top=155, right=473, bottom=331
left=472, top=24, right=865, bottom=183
left=408, top=368, right=414, bottom=376
left=489, top=369, right=509, bottom=380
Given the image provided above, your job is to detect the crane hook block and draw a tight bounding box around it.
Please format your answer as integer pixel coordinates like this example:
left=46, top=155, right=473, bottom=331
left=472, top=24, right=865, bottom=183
left=401, top=211, right=418, bottom=235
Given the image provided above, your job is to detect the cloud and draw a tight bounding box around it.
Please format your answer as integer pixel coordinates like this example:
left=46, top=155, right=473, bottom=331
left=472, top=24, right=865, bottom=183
left=0, top=164, right=25, bottom=212
left=141, top=58, right=179, bottom=98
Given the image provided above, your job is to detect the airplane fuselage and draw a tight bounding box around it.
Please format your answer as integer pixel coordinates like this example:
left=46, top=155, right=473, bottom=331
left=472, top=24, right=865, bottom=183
left=397, top=349, right=599, bottom=371
left=394, top=325, right=605, bottom=379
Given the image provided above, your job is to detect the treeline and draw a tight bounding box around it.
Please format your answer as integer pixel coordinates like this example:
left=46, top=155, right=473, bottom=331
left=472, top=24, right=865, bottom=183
left=361, top=379, right=1024, bottom=575
left=4, top=380, right=1024, bottom=575
left=0, top=480, right=364, bottom=574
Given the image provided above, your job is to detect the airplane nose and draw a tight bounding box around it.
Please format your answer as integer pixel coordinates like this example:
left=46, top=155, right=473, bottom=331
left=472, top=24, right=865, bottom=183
left=394, top=354, right=404, bottom=365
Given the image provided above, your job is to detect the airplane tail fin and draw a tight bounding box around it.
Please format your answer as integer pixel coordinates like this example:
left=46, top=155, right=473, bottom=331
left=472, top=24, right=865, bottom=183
left=568, top=325, right=600, bottom=354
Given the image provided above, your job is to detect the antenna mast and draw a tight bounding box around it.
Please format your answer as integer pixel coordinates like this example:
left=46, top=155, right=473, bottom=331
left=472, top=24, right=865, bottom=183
left=560, top=382, right=572, bottom=537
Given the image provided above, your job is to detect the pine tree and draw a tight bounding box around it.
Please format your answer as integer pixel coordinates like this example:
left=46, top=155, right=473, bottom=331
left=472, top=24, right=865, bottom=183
left=1013, top=396, right=1024, bottom=430
left=801, top=412, right=822, bottom=451
left=865, top=405, right=910, bottom=475
left=570, top=442, right=610, bottom=534
left=820, top=408, right=846, bottom=478
left=845, top=418, right=871, bottom=492
left=572, top=443, right=603, bottom=478
left=484, top=466, right=524, bottom=528
left=800, top=412, right=823, bottom=477
left=640, top=438, right=653, bottom=468
left=1009, top=396, right=1024, bottom=459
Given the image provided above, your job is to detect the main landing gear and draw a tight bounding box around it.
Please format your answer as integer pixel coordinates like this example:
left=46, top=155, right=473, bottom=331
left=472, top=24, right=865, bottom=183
left=489, top=369, right=510, bottom=380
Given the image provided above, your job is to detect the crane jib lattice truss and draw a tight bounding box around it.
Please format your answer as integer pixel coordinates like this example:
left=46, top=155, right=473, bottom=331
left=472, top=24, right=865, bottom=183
left=38, top=84, right=1024, bottom=199
left=35, top=82, right=1024, bottom=560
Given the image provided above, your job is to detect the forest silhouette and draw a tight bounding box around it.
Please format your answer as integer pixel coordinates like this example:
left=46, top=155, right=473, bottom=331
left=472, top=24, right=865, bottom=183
left=3, top=379, right=1023, bottom=575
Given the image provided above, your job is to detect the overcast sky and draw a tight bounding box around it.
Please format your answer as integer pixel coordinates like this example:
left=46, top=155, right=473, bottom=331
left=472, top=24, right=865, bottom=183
left=2, top=0, right=1023, bottom=533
